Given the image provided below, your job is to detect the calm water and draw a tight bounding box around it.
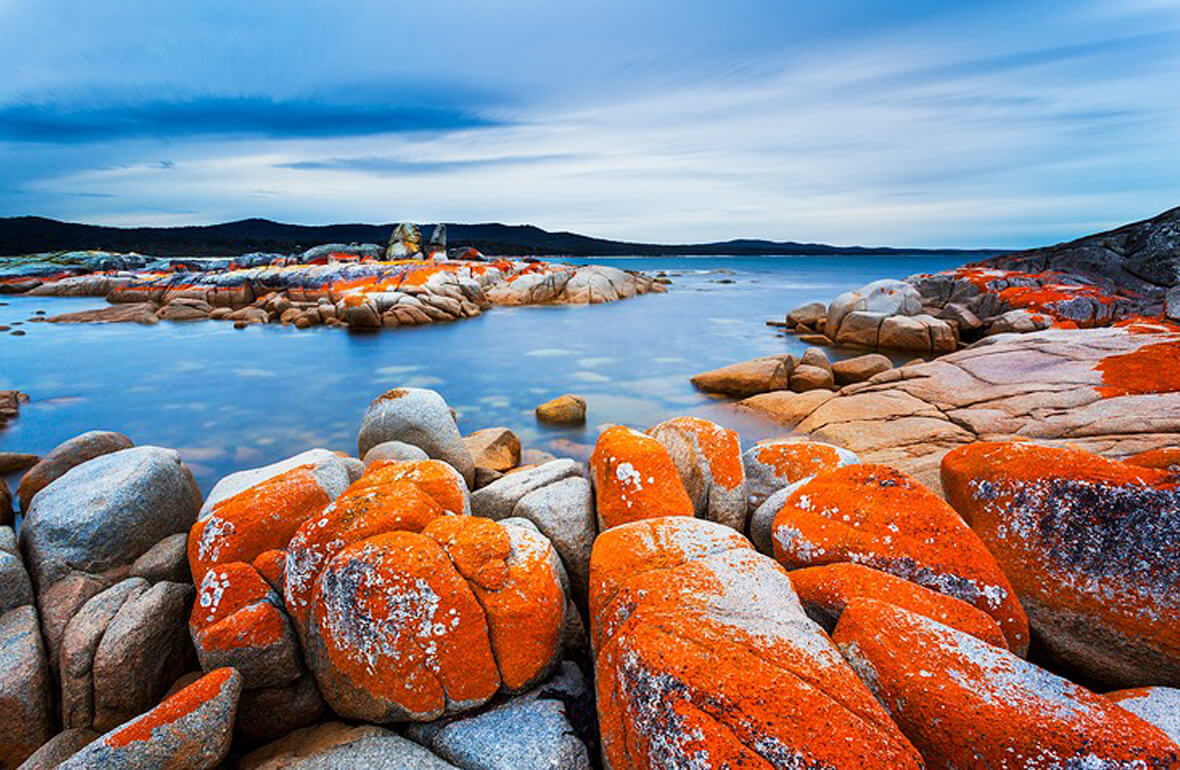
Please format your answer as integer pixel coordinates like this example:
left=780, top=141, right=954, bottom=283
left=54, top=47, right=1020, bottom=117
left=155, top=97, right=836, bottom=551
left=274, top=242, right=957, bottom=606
left=0, top=255, right=964, bottom=494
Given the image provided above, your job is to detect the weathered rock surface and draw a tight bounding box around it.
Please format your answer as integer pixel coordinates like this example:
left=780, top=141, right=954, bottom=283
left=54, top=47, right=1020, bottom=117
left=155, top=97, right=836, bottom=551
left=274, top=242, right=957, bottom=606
left=241, top=722, right=458, bottom=769
left=761, top=326, right=1180, bottom=492
left=362, top=440, right=430, bottom=466
left=588, top=425, right=693, bottom=530
left=16, top=727, right=99, bottom=770
left=510, top=477, right=596, bottom=598
left=831, top=353, right=892, bottom=385
left=591, top=517, right=923, bottom=769
left=735, top=388, right=834, bottom=429
left=772, top=463, right=1029, bottom=653
left=943, top=441, right=1180, bottom=688
left=1107, top=687, right=1180, bottom=744
left=0, top=602, right=52, bottom=768
left=58, top=666, right=241, bottom=770
left=357, top=388, right=475, bottom=486
left=470, top=459, right=581, bottom=520
left=647, top=416, right=747, bottom=531
left=833, top=599, right=1180, bottom=768
left=0, top=452, right=38, bottom=475
left=462, top=427, right=521, bottom=472
left=742, top=438, right=859, bottom=512
left=690, top=355, right=793, bottom=397
left=17, top=429, right=133, bottom=512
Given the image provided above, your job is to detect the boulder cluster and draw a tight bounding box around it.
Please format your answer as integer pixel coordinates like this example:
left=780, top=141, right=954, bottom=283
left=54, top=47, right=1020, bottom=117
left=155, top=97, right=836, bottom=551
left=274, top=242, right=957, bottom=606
left=2, top=385, right=1177, bottom=768
left=783, top=267, right=1165, bottom=355
left=2, top=249, right=663, bottom=330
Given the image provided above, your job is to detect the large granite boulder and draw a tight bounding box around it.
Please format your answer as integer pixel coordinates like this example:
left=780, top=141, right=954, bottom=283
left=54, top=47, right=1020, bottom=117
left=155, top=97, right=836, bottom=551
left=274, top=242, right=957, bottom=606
left=827, top=279, right=921, bottom=339
left=833, top=599, right=1180, bottom=768
left=942, top=441, right=1180, bottom=688
left=647, top=416, right=747, bottom=531
left=357, top=388, right=475, bottom=486
left=587, top=425, right=693, bottom=531
left=16, top=430, right=133, bottom=512
left=0, top=529, right=52, bottom=768
left=771, top=463, right=1029, bottom=653
left=591, top=517, right=922, bottom=768
left=1107, top=687, right=1180, bottom=744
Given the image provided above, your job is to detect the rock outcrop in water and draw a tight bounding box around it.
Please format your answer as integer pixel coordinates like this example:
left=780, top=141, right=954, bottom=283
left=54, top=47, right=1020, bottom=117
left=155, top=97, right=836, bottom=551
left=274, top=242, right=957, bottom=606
left=2, top=249, right=664, bottom=330
left=2, top=386, right=1179, bottom=767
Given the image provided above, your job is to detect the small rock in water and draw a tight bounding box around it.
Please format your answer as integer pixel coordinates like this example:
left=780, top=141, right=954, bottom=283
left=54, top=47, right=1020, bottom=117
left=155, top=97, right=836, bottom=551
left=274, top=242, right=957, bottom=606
left=535, top=394, right=586, bottom=425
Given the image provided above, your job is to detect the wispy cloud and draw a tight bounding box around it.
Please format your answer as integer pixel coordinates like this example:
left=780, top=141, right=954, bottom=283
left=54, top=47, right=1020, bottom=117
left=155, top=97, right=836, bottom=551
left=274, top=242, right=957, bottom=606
left=275, top=153, right=585, bottom=176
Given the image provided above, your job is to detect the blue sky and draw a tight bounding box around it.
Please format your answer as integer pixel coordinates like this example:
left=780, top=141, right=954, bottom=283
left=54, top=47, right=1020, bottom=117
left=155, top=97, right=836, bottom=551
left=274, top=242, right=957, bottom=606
left=0, top=0, right=1177, bottom=248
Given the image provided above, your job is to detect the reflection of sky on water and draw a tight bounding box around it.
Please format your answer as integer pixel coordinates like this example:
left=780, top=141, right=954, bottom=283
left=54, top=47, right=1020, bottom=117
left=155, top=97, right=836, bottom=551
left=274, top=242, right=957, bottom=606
left=1, top=254, right=964, bottom=493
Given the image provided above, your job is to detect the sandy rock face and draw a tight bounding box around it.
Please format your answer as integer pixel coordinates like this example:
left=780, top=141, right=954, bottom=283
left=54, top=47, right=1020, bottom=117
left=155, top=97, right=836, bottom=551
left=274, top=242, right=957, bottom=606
left=647, top=416, right=747, bottom=531
left=588, top=425, right=694, bottom=530
left=357, top=388, right=475, bottom=486
left=749, top=326, right=1180, bottom=492
left=690, top=354, right=793, bottom=397
left=590, top=517, right=923, bottom=769
left=304, top=516, right=568, bottom=723
left=771, top=463, right=1029, bottom=653
left=58, top=667, right=242, bottom=770
left=942, top=441, right=1180, bottom=688
left=833, top=599, right=1180, bottom=769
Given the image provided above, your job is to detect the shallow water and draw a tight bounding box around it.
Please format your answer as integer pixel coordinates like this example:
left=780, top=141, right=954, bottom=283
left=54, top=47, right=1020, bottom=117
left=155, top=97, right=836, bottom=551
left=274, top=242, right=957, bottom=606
left=0, top=254, right=964, bottom=494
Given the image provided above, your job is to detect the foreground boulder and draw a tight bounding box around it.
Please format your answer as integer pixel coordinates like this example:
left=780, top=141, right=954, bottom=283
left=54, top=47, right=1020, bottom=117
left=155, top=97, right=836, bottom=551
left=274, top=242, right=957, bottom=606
left=16, top=430, right=133, bottom=512
left=1107, top=687, right=1180, bottom=744
left=771, top=463, right=1029, bottom=653
left=357, top=388, right=475, bottom=486
left=588, top=425, right=693, bottom=530
left=833, top=599, right=1180, bottom=768
left=942, top=441, right=1180, bottom=688
left=742, top=437, right=858, bottom=520
left=303, top=515, right=569, bottom=722
left=647, top=416, right=747, bottom=531
left=58, top=667, right=242, bottom=770
left=0, top=528, right=51, bottom=768
left=591, top=517, right=923, bottom=769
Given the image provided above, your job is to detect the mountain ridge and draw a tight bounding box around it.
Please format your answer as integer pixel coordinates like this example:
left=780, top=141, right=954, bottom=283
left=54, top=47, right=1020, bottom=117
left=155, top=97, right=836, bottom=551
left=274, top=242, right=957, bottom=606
left=0, top=215, right=999, bottom=258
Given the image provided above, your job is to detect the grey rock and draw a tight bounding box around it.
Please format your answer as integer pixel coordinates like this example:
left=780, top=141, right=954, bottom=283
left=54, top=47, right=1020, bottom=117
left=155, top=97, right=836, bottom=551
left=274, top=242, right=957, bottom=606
left=512, top=478, right=595, bottom=598
left=91, top=580, right=195, bottom=731
left=748, top=480, right=808, bottom=555
left=130, top=533, right=191, bottom=584
left=357, top=388, right=475, bottom=486
left=471, top=460, right=581, bottom=520
left=16, top=430, right=133, bottom=512
left=246, top=725, right=457, bottom=769
left=16, top=727, right=99, bottom=770
left=1111, top=687, right=1180, bottom=744
left=362, top=440, right=430, bottom=467
left=235, top=673, right=328, bottom=745
left=827, top=279, right=921, bottom=339
left=0, top=606, right=52, bottom=769
left=60, top=578, right=149, bottom=729
left=0, top=527, right=34, bottom=614
left=21, top=446, right=202, bottom=589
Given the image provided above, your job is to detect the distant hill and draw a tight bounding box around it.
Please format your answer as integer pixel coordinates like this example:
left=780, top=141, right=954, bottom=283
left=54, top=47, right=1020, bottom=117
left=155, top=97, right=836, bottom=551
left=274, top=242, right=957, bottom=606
left=0, top=216, right=998, bottom=258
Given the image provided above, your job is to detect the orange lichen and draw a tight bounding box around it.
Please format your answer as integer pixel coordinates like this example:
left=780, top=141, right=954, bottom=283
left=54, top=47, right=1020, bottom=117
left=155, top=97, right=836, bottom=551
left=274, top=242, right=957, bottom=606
left=753, top=441, right=848, bottom=484
left=283, top=480, right=447, bottom=630
left=187, top=465, right=331, bottom=583
left=1094, top=340, right=1180, bottom=397
left=313, top=530, right=500, bottom=718
left=198, top=600, right=287, bottom=652
left=592, top=518, right=923, bottom=770
left=1114, top=316, right=1180, bottom=334
left=589, top=425, right=694, bottom=529
left=252, top=549, right=287, bottom=593
left=771, top=464, right=1029, bottom=653
left=354, top=460, right=468, bottom=515
left=647, top=416, right=744, bottom=489
left=832, top=599, right=1180, bottom=768
left=788, top=562, right=1007, bottom=648
left=941, top=441, right=1180, bottom=685
left=107, top=668, right=235, bottom=748
left=425, top=516, right=563, bottom=691
left=1124, top=447, right=1180, bottom=474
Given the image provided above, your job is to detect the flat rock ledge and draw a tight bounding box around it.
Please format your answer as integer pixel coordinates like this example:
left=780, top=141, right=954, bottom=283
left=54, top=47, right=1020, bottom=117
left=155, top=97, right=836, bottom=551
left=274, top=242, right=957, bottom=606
left=738, top=326, right=1180, bottom=492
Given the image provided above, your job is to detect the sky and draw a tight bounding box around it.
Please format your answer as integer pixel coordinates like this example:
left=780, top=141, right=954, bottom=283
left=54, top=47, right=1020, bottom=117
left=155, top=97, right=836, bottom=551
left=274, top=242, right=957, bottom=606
left=0, top=0, right=1178, bottom=249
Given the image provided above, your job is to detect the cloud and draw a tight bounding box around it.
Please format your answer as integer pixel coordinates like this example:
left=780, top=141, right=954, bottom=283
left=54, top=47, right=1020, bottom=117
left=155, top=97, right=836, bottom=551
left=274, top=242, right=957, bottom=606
left=0, top=96, right=504, bottom=143
left=275, top=153, right=585, bottom=176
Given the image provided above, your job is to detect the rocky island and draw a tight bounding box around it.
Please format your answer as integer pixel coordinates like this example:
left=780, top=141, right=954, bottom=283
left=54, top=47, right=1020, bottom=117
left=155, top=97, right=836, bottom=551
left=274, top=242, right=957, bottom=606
left=1, top=211, right=1178, bottom=769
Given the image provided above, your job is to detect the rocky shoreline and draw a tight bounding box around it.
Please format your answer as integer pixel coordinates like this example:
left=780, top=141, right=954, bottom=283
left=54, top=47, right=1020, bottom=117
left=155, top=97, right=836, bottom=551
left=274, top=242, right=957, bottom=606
left=0, top=245, right=665, bottom=331
left=0, top=381, right=1177, bottom=768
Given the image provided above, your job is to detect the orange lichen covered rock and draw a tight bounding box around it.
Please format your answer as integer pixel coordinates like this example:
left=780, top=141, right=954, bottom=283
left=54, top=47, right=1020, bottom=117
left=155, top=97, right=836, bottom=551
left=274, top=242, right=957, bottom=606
left=647, top=416, right=747, bottom=531
left=832, top=599, right=1180, bottom=769
left=303, top=515, right=568, bottom=722
left=423, top=516, right=566, bottom=691
left=350, top=459, right=471, bottom=517
left=188, top=465, right=334, bottom=583
left=1125, top=446, right=1180, bottom=473
left=942, top=441, right=1180, bottom=688
left=788, top=562, right=1007, bottom=648
left=284, top=478, right=449, bottom=634
left=252, top=549, right=286, bottom=594
left=771, top=463, right=1029, bottom=654
left=1106, top=687, right=1180, bottom=744
left=190, top=562, right=301, bottom=689
left=588, top=425, right=693, bottom=530
left=58, top=667, right=241, bottom=769
left=591, top=517, right=923, bottom=769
